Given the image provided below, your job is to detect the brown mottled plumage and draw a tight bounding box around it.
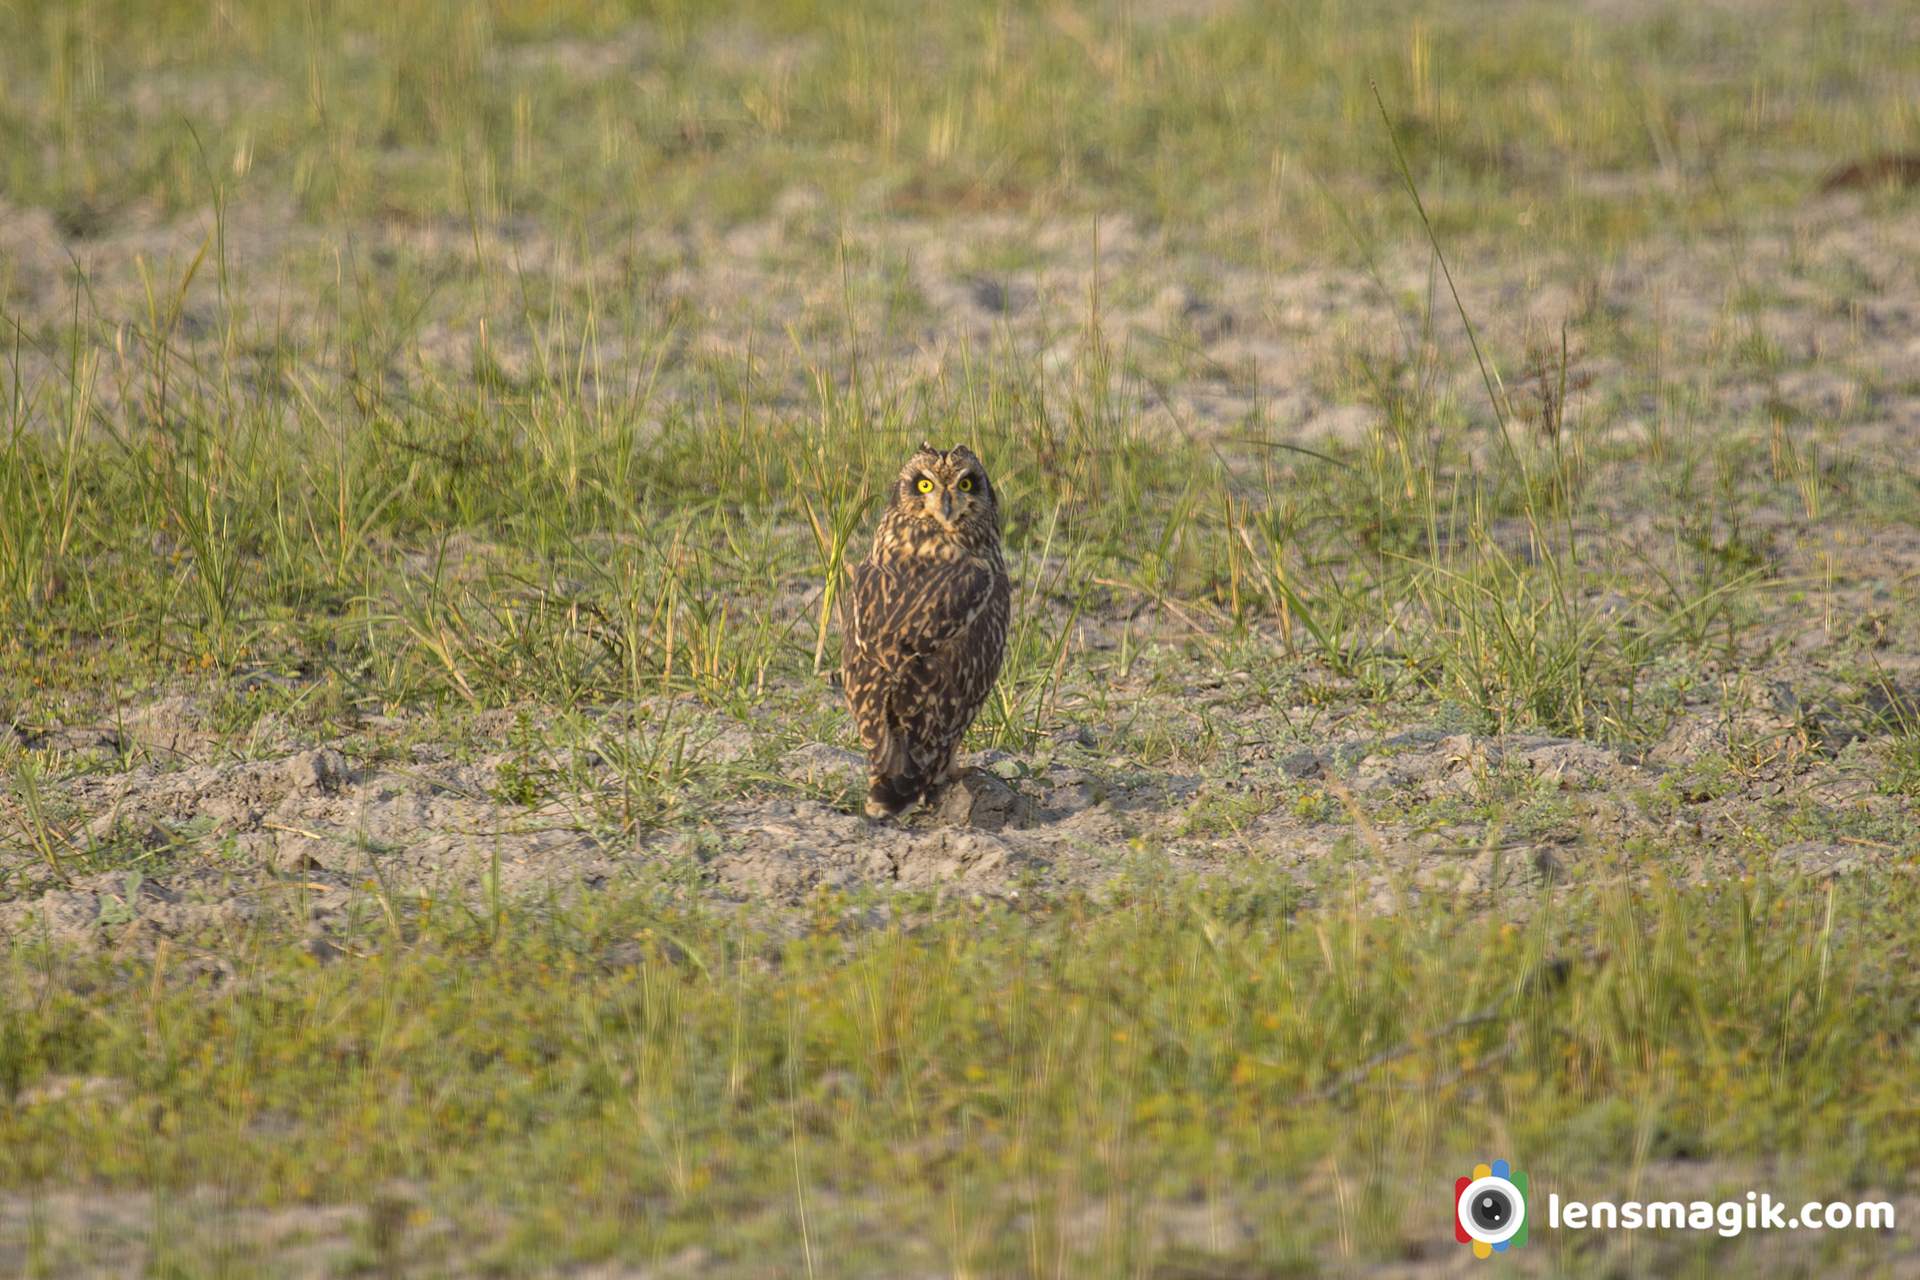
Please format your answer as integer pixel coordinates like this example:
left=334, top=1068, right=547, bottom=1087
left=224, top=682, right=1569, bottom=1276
left=839, top=443, right=1011, bottom=818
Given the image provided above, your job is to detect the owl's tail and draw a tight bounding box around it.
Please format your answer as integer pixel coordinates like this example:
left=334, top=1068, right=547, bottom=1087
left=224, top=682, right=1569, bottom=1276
left=864, top=728, right=933, bottom=818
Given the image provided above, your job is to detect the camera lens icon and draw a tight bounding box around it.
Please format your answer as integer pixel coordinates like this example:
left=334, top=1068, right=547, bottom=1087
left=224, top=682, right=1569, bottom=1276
left=1462, top=1177, right=1524, bottom=1241
left=1454, top=1160, right=1529, bottom=1258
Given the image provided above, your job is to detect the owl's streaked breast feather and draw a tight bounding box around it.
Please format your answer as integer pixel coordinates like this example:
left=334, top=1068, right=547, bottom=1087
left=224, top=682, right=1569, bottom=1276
left=845, top=558, right=998, bottom=664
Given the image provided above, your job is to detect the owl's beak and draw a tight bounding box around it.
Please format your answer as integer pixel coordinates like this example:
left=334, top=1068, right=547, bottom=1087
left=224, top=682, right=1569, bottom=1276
left=935, top=490, right=956, bottom=526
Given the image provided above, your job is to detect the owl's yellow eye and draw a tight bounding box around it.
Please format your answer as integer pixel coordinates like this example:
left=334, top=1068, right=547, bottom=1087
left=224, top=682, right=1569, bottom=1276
left=915, top=477, right=935, bottom=494
left=957, top=476, right=975, bottom=492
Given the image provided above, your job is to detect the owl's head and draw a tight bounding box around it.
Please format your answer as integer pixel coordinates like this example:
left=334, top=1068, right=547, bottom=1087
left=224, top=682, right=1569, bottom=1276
left=885, top=442, right=1000, bottom=547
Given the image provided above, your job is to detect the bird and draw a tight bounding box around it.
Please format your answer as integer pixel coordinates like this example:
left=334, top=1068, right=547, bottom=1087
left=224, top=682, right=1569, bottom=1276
left=839, top=442, right=1011, bottom=819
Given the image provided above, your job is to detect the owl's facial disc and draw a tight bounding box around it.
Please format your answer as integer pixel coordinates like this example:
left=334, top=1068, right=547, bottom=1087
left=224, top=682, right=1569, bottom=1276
left=900, top=445, right=993, bottom=538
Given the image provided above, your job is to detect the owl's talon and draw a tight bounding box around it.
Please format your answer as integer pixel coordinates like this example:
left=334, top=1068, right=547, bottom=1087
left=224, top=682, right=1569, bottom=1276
left=864, top=777, right=921, bottom=819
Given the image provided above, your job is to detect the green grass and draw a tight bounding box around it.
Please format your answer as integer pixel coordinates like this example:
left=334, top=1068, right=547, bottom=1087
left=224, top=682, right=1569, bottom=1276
left=2, top=0, right=1918, bottom=1274
left=3, top=0, right=1916, bottom=251
left=5, top=865, right=1915, bottom=1274
left=0, top=269, right=1869, bottom=753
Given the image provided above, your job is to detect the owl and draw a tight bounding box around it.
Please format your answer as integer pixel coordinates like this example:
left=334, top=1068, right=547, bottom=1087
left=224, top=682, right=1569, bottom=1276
left=839, top=443, right=1012, bottom=818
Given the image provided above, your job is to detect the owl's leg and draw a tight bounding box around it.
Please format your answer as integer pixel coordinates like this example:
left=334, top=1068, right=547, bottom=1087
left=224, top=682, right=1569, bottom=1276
left=942, top=744, right=965, bottom=786
left=920, top=740, right=966, bottom=805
